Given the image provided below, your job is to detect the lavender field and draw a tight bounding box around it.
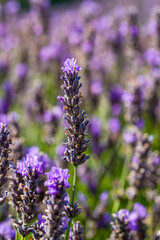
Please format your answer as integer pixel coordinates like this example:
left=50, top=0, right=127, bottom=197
left=1, top=0, right=160, bottom=239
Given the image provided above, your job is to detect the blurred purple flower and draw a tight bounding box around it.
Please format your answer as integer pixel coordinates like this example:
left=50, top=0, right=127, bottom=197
left=14, top=63, right=28, bottom=79
left=90, top=116, right=102, bottom=137
left=4, top=0, right=20, bottom=14
left=99, top=191, right=109, bottom=203
left=90, top=80, right=103, bottom=96
left=56, top=144, right=66, bottom=157
left=0, top=220, right=15, bottom=239
left=108, top=118, right=120, bottom=133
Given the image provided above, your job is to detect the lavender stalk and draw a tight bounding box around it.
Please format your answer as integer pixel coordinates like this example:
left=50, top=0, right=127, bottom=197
left=58, top=58, right=90, bottom=239
left=0, top=123, right=12, bottom=205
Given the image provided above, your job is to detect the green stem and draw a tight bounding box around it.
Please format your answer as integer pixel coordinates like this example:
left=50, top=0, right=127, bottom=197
left=71, top=166, right=77, bottom=206
left=112, top=151, right=131, bottom=213
left=65, top=166, right=77, bottom=240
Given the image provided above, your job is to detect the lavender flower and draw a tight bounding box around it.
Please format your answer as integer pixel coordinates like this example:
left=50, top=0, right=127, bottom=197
left=34, top=167, right=70, bottom=239
left=110, top=206, right=147, bottom=240
left=0, top=123, right=12, bottom=205
left=43, top=106, right=63, bottom=144
left=71, top=221, right=84, bottom=240
left=61, top=58, right=81, bottom=74
left=58, top=58, right=90, bottom=166
left=110, top=209, right=130, bottom=240
left=11, top=154, right=43, bottom=237
left=27, top=146, right=51, bottom=171
left=0, top=220, right=15, bottom=240
left=127, top=131, right=160, bottom=200
left=127, top=7, right=141, bottom=52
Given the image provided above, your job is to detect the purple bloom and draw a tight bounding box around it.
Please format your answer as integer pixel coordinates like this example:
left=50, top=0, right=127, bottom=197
left=108, top=118, right=120, bottom=133
left=144, top=48, right=160, bottom=67
left=61, top=58, right=81, bottom=74
left=97, top=213, right=110, bottom=228
left=0, top=220, right=15, bottom=239
left=132, top=156, right=139, bottom=164
left=56, top=144, right=66, bottom=157
left=90, top=80, right=103, bottom=96
left=153, top=156, right=160, bottom=165
left=109, top=85, right=123, bottom=104
left=129, top=211, right=139, bottom=231
left=122, top=91, right=134, bottom=107
left=130, top=25, right=138, bottom=36
left=45, top=167, right=70, bottom=196
left=81, top=41, right=92, bottom=54
left=77, top=192, right=87, bottom=205
left=18, top=154, right=43, bottom=176
left=116, top=209, right=130, bottom=221
left=90, top=116, right=102, bottom=137
left=27, top=146, right=51, bottom=170
left=0, top=113, right=8, bottom=124
left=14, top=63, right=28, bottom=79
left=99, top=191, right=109, bottom=203
left=43, top=106, right=62, bottom=123
left=133, top=203, right=147, bottom=219
left=4, top=0, right=20, bottom=14
left=38, top=214, right=45, bottom=225
left=111, top=104, right=122, bottom=116
left=135, top=118, right=144, bottom=129
left=123, top=130, right=136, bottom=145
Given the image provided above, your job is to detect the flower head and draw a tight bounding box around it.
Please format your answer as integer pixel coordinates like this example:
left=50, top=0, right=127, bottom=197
left=61, top=58, right=81, bottom=74
left=18, top=154, right=43, bottom=176
left=45, top=167, right=70, bottom=196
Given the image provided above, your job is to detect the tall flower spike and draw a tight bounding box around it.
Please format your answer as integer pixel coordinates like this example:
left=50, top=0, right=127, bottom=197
left=110, top=206, right=147, bottom=240
left=33, top=167, right=70, bottom=240
left=110, top=209, right=130, bottom=240
left=0, top=123, right=12, bottom=205
left=71, top=221, right=84, bottom=240
left=127, top=131, right=160, bottom=200
left=11, top=154, right=43, bottom=237
left=58, top=58, right=90, bottom=166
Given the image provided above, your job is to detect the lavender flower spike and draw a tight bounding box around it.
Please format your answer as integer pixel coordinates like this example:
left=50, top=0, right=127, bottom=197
left=11, top=154, right=43, bottom=237
left=0, top=123, right=12, bottom=205
left=71, top=221, right=84, bottom=240
left=58, top=58, right=90, bottom=166
left=33, top=167, right=70, bottom=240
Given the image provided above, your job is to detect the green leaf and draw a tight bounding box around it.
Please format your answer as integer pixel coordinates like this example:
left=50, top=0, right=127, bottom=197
left=15, top=231, right=22, bottom=240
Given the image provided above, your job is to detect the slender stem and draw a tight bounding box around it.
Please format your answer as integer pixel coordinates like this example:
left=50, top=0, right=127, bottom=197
left=112, top=151, right=132, bottom=213
left=65, top=166, right=77, bottom=240
left=71, top=166, right=77, bottom=206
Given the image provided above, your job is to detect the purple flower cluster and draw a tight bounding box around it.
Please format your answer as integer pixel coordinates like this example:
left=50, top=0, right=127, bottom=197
left=11, top=154, right=43, bottom=237
left=0, top=123, right=12, bottom=205
left=45, top=167, right=70, bottom=196
left=33, top=167, right=70, bottom=239
left=18, top=154, right=43, bottom=176
left=110, top=203, right=147, bottom=240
